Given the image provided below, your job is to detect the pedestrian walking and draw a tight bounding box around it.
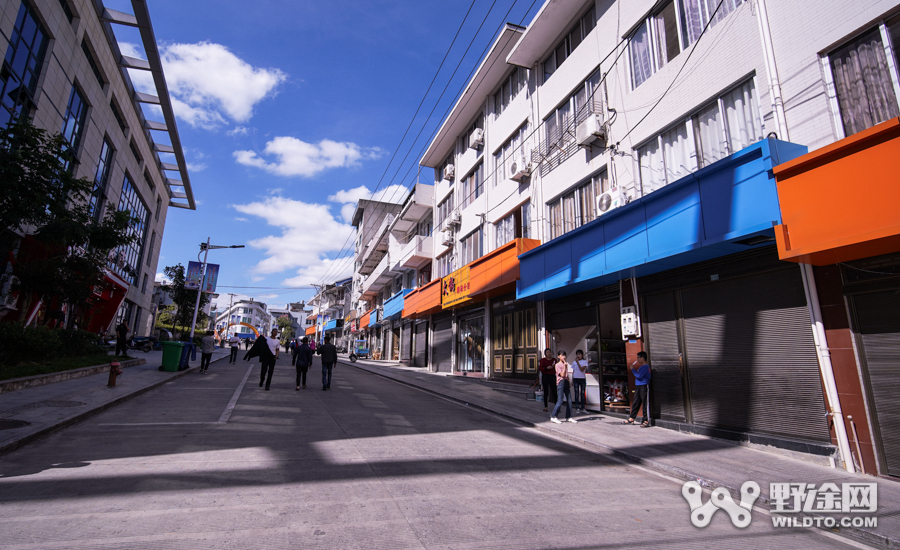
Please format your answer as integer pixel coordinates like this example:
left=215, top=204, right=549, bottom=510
left=538, top=348, right=558, bottom=412
left=317, top=335, right=337, bottom=391
left=624, top=351, right=651, bottom=427
left=244, top=338, right=251, bottom=350
left=228, top=334, right=241, bottom=363
left=294, top=336, right=313, bottom=390
left=571, top=349, right=589, bottom=413
left=199, top=330, right=215, bottom=374
left=244, top=328, right=279, bottom=390
left=114, top=319, right=130, bottom=356
left=551, top=350, right=577, bottom=424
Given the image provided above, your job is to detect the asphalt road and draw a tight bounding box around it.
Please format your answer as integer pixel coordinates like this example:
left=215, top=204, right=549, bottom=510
left=0, top=354, right=875, bottom=549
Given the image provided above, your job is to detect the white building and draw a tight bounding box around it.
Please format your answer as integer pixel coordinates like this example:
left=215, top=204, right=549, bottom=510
left=215, top=299, right=270, bottom=339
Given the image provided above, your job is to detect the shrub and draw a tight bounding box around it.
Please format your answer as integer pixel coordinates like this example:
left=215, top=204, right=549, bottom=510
left=0, top=323, right=104, bottom=366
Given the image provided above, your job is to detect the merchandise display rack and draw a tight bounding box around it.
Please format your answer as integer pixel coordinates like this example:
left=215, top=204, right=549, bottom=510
left=601, top=339, right=630, bottom=411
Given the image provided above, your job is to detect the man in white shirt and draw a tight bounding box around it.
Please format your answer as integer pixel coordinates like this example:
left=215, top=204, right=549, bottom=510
left=571, top=349, right=589, bottom=414
left=228, top=334, right=241, bottom=364
left=259, top=328, right=280, bottom=391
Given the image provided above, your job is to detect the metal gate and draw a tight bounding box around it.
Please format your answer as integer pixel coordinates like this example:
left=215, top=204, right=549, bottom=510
left=414, top=322, right=428, bottom=369
left=432, top=313, right=453, bottom=372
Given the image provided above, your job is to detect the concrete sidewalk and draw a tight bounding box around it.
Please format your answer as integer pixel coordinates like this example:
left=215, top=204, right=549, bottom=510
left=0, top=347, right=232, bottom=456
left=343, top=356, right=899, bottom=549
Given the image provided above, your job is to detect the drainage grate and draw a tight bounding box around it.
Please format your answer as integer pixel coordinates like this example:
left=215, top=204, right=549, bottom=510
left=0, top=419, right=31, bottom=430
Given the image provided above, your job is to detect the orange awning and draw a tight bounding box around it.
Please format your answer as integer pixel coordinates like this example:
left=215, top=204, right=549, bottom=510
left=773, top=118, right=900, bottom=265
left=403, top=278, right=442, bottom=319
left=359, top=309, right=373, bottom=329
left=305, top=325, right=316, bottom=335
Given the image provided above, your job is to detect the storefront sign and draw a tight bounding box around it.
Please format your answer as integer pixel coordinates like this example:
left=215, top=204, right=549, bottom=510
left=441, top=266, right=472, bottom=308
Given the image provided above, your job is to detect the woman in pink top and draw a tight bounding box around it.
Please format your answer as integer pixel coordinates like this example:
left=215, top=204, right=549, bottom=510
left=550, top=351, right=577, bottom=424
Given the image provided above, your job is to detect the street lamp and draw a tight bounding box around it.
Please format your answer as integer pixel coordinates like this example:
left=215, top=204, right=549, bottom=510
left=188, top=238, right=244, bottom=342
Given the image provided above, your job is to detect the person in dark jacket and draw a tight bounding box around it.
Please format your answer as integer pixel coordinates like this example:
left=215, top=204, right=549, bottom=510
left=317, top=335, right=338, bottom=391
left=244, top=329, right=279, bottom=390
left=114, top=320, right=130, bottom=356
left=294, top=337, right=313, bottom=390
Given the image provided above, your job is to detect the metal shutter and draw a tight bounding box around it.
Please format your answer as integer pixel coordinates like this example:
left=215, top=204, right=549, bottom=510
left=414, top=322, right=428, bottom=369
left=400, top=321, right=412, bottom=362
left=681, top=268, right=830, bottom=442
left=432, top=314, right=453, bottom=372
left=645, top=291, right=687, bottom=421
left=853, top=290, right=900, bottom=476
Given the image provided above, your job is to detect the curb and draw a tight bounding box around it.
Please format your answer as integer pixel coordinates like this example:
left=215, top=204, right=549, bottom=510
left=0, top=354, right=229, bottom=458
left=344, top=360, right=893, bottom=549
left=0, top=358, right=147, bottom=394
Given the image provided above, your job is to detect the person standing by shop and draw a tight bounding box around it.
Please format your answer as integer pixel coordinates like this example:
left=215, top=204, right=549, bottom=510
left=317, top=335, right=337, bottom=391
left=295, top=337, right=313, bottom=390
left=571, top=349, right=589, bottom=414
left=228, top=334, right=241, bottom=364
left=538, top=348, right=558, bottom=413
left=551, top=351, right=577, bottom=424
left=624, top=351, right=651, bottom=427
left=199, top=330, right=216, bottom=374
left=114, top=319, right=130, bottom=357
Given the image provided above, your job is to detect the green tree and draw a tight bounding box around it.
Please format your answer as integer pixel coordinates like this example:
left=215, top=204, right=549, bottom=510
left=276, top=315, right=294, bottom=344
left=159, top=264, right=210, bottom=339
left=0, top=118, right=137, bottom=325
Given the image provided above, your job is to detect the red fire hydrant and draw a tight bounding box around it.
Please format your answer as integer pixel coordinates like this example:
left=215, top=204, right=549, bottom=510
left=108, top=360, right=123, bottom=387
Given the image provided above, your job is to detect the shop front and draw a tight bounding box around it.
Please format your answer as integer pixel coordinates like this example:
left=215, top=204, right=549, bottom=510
left=412, top=319, right=428, bottom=369
left=773, top=119, right=900, bottom=476
left=384, top=289, right=412, bottom=361
left=518, top=139, right=834, bottom=450
left=402, top=278, right=445, bottom=371
left=490, top=294, right=538, bottom=380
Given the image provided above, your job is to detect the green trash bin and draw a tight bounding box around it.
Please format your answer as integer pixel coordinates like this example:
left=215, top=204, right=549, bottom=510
left=161, top=341, right=186, bottom=372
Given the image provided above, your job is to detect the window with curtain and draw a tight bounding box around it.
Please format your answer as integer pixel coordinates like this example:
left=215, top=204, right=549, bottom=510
left=542, top=6, right=596, bottom=82
left=546, top=172, right=606, bottom=240
left=630, top=21, right=654, bottom=88
left=493, top=122, right=529, bottom=186
left=829, top=26, right=900, bottom=137
left=692, top=79, right=763, bottom=167
left=638, top=138, right=666, bottom=195
left=459, top=164, right=483, bottom=209
left=680, top=0, right=744, bottom=47
left=661, top=124, right=694, bottom=183
left=548, top=201, right=562, bottom=240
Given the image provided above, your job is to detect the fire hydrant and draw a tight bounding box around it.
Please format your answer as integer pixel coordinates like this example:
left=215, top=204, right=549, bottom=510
left=108, top=360, right=123, bottom=387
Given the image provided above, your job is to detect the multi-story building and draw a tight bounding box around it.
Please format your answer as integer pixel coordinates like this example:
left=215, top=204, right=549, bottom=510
left=269, top=301, right=312, bottom=343
left=215, top=299, right=270, bottom=340
left=0, top=0, right=194, bottom=336
left=388, top=0, right=900, bottom=477
left=306, top=278, right=352, bottom=349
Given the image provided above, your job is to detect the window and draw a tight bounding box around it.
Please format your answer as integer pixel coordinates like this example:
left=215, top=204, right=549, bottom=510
left=110, top=175, right=149, bottom=285
left=458, top=163, right=483, bottom=209
left=494, top=67, right=528, bottom=117
left=828, top=19, right=900, bottom=137
left=436, top=152, right=455, bottom=182
left=459, top=113, right=485, bottom=150
left=110, top=97, right=127, bottom=133
left=141, top=273, right=148, bottom=294
left=493, top=122, right=529, bottom=186
left=0, top=1, right=49, bottom=127
left=61, top=86, right=88, bottom=170
left=460, top=227, right=483, bottom=265
left=58, top=0, right=74, bottom=23
left=129, top=139, right=143, bottom=165
left=547, top=172, right=607, bottom=240
left=417, top=215, right=432, bottom=237
left=639, top=79, right=762, bottom=195
left=81, top=39, right=104, bottom=87
left=494, top=202, right=531, bottom=249
left=90, top=138, right=114, bottom=219
left=436, top=191, right=455, bottom=227
left=540, top=69, right=604, bottom=176
left=631, top=0, right=745, bottom=88
left=542, top=6, right=596, bottom=81
left=155, top=195, right=162, bottom=221
left=146, top=231, right=156, bottom=267
left=436, top=252, right=453, bottom=278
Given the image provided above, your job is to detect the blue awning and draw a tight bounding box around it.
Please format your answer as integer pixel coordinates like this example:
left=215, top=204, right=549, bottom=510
left=517, top=138, right=808, bottom=301
left=383, top=288, right=413, bottom=320
left=323, top=319, right=343, bottom=332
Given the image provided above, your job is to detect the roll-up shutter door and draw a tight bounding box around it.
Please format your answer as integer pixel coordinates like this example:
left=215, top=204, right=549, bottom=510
left=400, top=321, right=412, bottom=362
left=680, top=268, right=829, bottom=442
left=852, top=290, right=900, bottom=476
left=433, top=314, right=453, bottom=372
left=414, top=322, right=428, bottom=369
left=644, top=291, right=687, bottom=421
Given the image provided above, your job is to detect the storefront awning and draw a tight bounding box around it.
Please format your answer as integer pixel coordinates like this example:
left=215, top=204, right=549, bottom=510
left=773, top=118, right=900, bottom=265
left=383, top=288, right=413, bottom=320
left=517, top=138, right=808, bottom=301
left=403, top=278, right=442, bottom=319
left=305, top=325, right=316, bottom=336
left=360, top=309, right=374, bottom=329
left=324, top=319, right=343, bottom=332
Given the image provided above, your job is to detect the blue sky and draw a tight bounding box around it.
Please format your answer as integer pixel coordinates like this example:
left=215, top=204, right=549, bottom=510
left=103, top=0, right=540, bottom=309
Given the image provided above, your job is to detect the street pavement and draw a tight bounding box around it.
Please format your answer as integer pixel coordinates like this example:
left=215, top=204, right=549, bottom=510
left=0, top=352, right=882, bottom=549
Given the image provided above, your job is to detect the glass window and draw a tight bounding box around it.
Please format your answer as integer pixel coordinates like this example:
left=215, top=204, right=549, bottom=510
left=830, top=27, right=900, bottom=136
left=655, top=1, right=681, bottom=68
left=0, top=2, right=48, bottom=127
left=549, top=201, right=562, bottom=240
left=542, top=5, right=595, bottom=82
left=692, top=102, right=726, bottom=167
left=146, top=231, right=155, bottom=267
left=61, top=86, right=88, bottom=170
left=638, top=138, right=666, bottom=195
left=460, top=227, right=483, bottom=265
left=661, top=124, right=694, bottom=183
left=90, top=138, right=114, bottom=219
left=110, top=175, right=149, bottom=285
left=494, top=68, right=527, bottom=117
left=82, top=39, right=104, bottom=87
left=459, top=164, right=483, bottom=209
left=680, top=0, right=744, bottom=47
left=692, top=79, right=762, bottom=167
left=630, top=21, right=653, bottom=88
left=155, top=195, right=162, bottom=221
left=110, top=98, right=127, bottom=133
left=520, top=202, right=531, bottom=239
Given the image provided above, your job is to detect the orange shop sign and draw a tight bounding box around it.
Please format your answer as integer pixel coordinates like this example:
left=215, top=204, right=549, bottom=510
left=441, top=266, right=471, bottom=308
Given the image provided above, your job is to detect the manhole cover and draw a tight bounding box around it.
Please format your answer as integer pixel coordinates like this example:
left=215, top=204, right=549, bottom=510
left=0, top=419, right=31, bottom=430
left=40, top=401, right=85, bottom=408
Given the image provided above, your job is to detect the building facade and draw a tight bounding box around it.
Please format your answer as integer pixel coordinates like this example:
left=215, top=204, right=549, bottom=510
left=215, top=299, right=270, bottom=339
left=0, top=0, right=194, bottom=336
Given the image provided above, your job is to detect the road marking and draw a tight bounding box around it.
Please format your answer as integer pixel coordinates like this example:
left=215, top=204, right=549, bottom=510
left=217, top=364, right=254, bottom=424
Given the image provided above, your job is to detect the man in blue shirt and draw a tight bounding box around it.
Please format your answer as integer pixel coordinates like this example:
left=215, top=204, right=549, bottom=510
left=624, top=351, right=651, bottom=427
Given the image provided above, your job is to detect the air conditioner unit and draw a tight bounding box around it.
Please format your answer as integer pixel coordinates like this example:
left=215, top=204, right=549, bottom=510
left=443, top=164, right=455, bottom=180
left=576, top=115, right=608, bottom=148
left=449, top=210, right=462, bottom=226
left=509, top=156, right=532, bottom=182
left=440, top=217, right=451, bottom=232
left=469, top=128, right=484, bottom=150
left=441, top=230, right=454, bottom=247
left=596, top=189, right=626, bottom=216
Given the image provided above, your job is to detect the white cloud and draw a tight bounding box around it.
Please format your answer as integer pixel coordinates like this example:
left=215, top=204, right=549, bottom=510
left=234, top=138, right=384, bottom=178
left=227, top=126, right=250, bottom=136
left=282, top=258, right=353, bottom=287
left=232, top=196, right=354, bottom=281
left=155, top=272, right=168, bottom=283
left=119, top=41, right=285, bottom=129
left=340, top=203, right=357, bottom=223
left=186, top=161, right=207, bottom=172
left=234, top=217, right=249, bottom=222
left=328, top=184, right=408, bottom=205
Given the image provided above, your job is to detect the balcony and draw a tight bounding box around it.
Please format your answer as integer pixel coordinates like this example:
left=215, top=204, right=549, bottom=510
left=389, top=233, right=433, bottom=272
left=391, top=183, right=434, bottom=235
left=360, top=253, right=392, bottom=298
left=358, top=214, right=394, bottom=275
